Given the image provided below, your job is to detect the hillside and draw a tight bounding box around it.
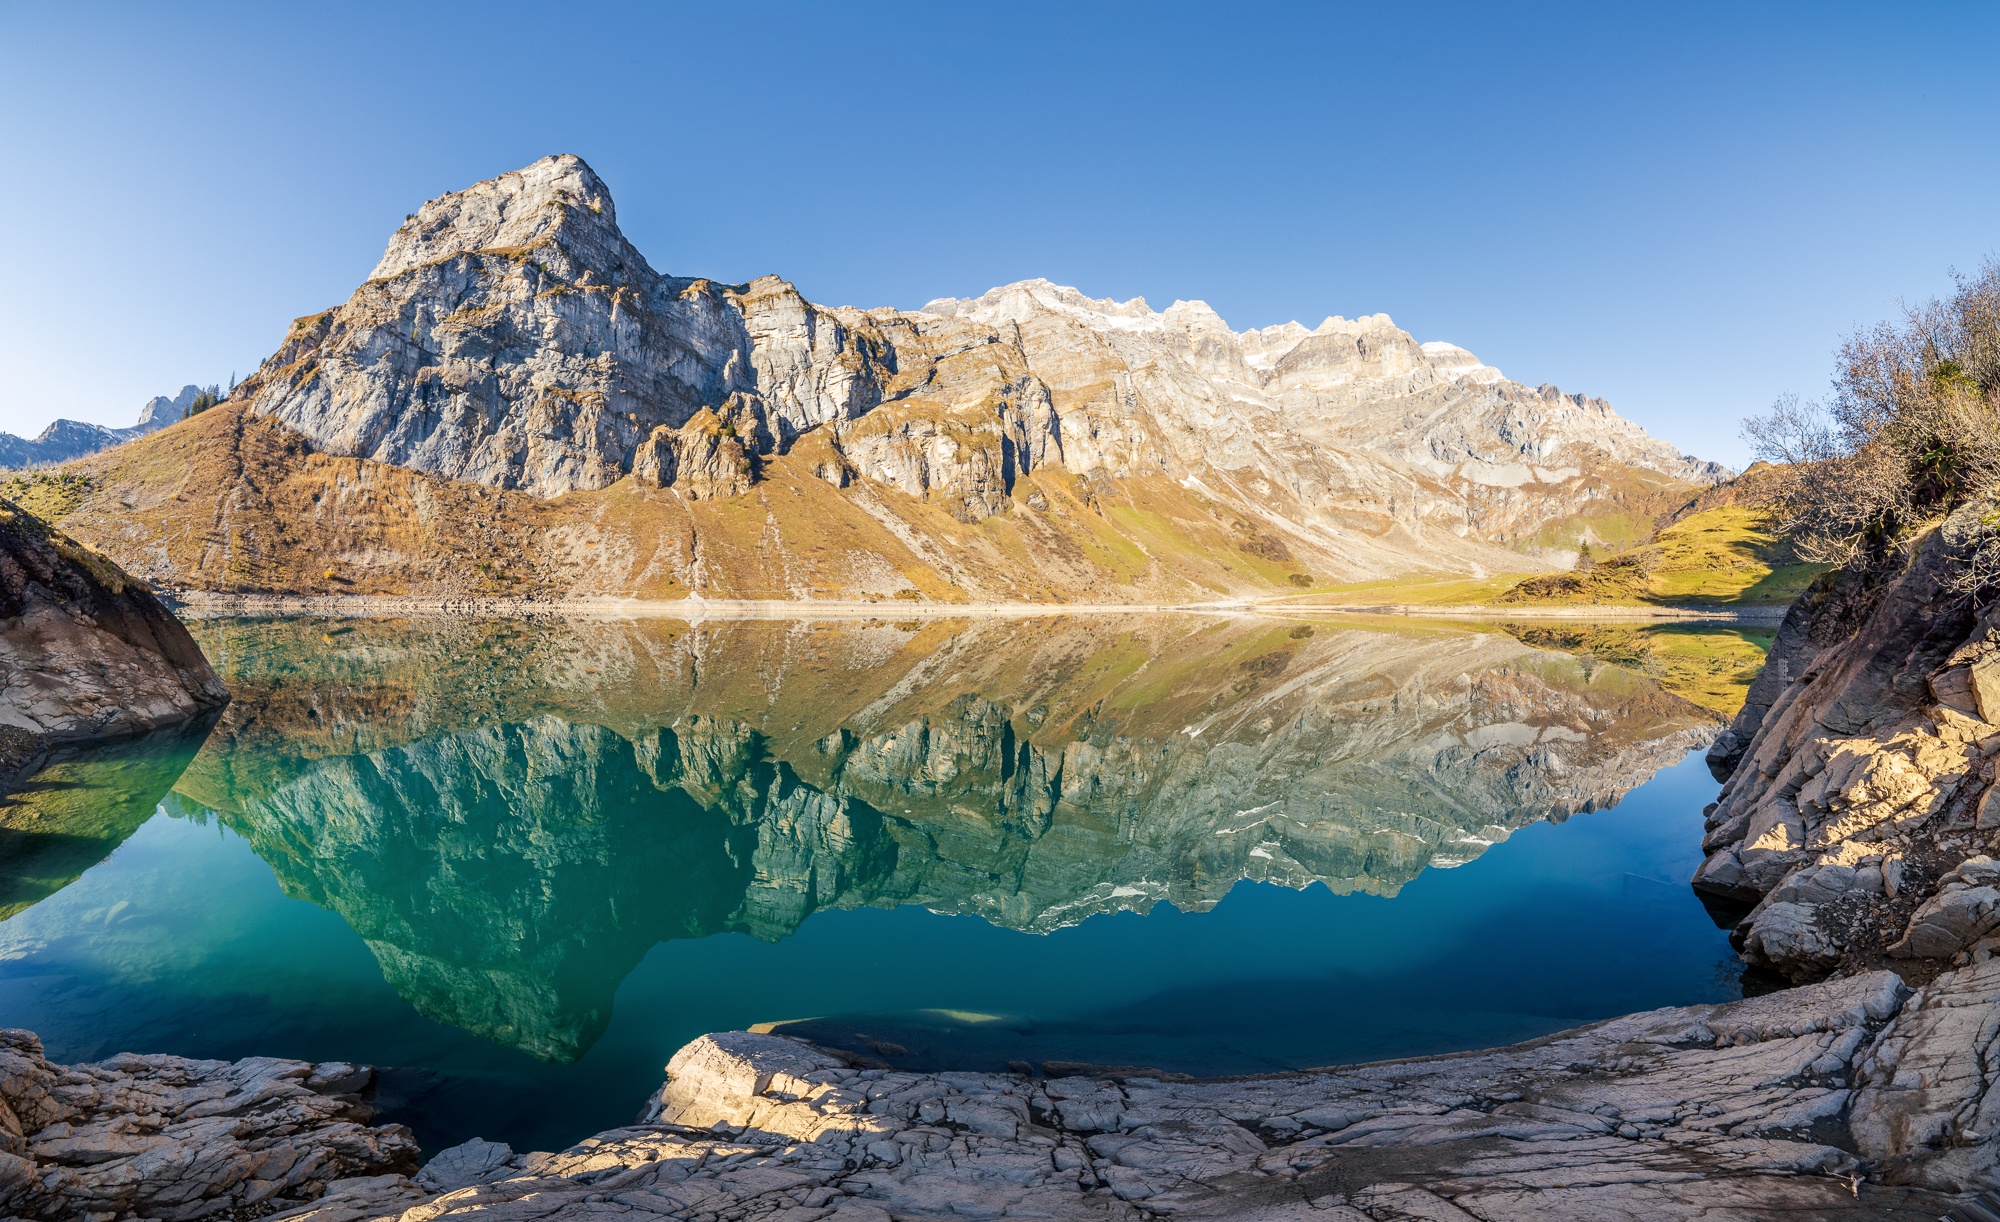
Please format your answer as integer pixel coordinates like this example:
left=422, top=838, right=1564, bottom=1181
left=46, top=155, right=1724, bottom=601
left=1496, top=464, right=1825, bottom=609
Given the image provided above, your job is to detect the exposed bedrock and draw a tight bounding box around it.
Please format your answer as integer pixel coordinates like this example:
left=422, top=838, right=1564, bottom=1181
left=0, top=497, right=226, bottom=782
left=0, top=1029, right=416, bottom=1221
left=1695, top=497, right=2000, bottom=985
left=274, top=968, right=1987, bottom=1220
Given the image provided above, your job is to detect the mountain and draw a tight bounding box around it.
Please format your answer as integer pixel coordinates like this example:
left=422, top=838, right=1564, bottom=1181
left=0, top=385, right=198, bottom=469
left=165, top=613, right=1714, bottom=1060
left=51, top=156, right=1723, bottom=599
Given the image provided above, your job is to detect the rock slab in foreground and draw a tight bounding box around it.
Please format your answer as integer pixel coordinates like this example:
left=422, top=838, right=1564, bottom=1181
left=0, top=1029, right=418, bottom=1220
left=0, top=496, right=227, bottom=781
left=284, top=967, right=1997, bottom=1221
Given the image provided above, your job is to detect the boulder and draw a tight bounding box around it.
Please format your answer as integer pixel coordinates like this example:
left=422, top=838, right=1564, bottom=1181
left=1696, top=501, right=2000, bottom=980
left=0, top=497, right=226, bottom=782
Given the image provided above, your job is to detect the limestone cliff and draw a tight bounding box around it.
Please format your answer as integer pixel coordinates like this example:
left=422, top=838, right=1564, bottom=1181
left=1696, top=495, right=2000, bottom=985
left=0, top=498, right=226, bottom=781
left=53, top=156, right=1721, bottom=599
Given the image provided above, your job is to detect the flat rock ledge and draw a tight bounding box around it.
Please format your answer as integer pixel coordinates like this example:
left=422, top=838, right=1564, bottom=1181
left=0, top=1030, right=418, bottom=1221
left=264, top=966, right=2000, bottom=1222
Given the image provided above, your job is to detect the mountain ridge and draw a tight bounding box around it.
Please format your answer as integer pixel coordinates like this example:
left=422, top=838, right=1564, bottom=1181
left=0, top=385, right=199, bottom=469
left=51, top=154, right=1725, bottom=598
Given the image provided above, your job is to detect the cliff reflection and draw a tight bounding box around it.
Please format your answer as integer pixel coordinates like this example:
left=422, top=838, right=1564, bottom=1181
left=170, top=614, right=1716, bottom=1061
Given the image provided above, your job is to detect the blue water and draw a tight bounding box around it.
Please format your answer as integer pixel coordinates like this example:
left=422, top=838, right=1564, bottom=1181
left=0, top=615, right=1740, bottom=1155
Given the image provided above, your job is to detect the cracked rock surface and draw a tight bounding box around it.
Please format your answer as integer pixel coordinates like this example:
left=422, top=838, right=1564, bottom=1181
left=0, top=1029, right=417, bottom=1221
left=270, top=968, right=1993, bottom=1221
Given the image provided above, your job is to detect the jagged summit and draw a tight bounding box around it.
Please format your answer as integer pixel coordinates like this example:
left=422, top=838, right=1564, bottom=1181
left=0, top=385, right=196, bottom=470
left=368, top=154, right=647, bottom=283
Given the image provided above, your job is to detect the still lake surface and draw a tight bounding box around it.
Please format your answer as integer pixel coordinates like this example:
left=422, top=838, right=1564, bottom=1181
left=0, top=613, right=1739, bottom=1154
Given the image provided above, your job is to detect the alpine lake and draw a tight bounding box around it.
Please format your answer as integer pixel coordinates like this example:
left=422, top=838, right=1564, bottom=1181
left=0, top=612, right=1771, bottom=1156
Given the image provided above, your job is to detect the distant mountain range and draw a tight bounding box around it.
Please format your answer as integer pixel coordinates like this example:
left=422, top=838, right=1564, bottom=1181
left=45, top=155, right=1728, bottom=600
left=0, top=386, right=203, bottom=468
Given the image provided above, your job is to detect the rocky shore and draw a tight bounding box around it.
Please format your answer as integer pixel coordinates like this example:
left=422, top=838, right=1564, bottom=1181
left=1695, top=496, right=2000, bottom=985
left=15, top=965, right=1979, bottom=1220
left=14, top=494, right=2000, bottom=1217
left=0, top=1029, right=415, bottom=1220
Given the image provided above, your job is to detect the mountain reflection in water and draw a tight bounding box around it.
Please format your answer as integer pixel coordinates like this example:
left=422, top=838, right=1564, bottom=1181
left=135, top=614, right=1718, bottom=1064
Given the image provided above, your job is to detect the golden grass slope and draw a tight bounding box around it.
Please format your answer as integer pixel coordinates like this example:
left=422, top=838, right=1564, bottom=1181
left=1497, top=502, right=1825, bottom=609
left=1498, top=622, right=1775, bottom=714
left=45, top=403, right=1649, bottom=603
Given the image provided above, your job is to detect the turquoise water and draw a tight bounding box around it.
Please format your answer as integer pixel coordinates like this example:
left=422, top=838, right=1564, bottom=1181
left=0, top=614, right=1738, bottom=1154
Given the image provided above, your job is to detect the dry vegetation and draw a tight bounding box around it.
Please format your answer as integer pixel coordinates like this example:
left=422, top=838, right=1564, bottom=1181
left=45, top=402, right=1373, bottom=604
left=1498, top=623, right=1775, bottom=715
left=1497, top=499, right=1824, bottom=609
left=1743, top=260, right=2000, bottom=587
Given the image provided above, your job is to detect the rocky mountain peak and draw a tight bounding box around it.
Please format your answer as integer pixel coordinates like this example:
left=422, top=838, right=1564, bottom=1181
left=135, top=385, right=204, bottom=428
left=206, top=155, right=1726, bottom=576
left=367, top=154, right=649, bottom=285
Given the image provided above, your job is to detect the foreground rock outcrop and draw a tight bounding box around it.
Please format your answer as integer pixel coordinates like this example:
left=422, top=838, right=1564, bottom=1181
left=271, top=967, right=1988, bottom=1220
left=1695, top=497, right=2000, bottom=983
left=0, top=1029, right=417, bottom=1220
left=0, top=498, right=226, bottom=781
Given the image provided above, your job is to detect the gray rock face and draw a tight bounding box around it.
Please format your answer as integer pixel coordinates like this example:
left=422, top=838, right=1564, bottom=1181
left=0, top=498, right=227, bottom=781
left=271, top=969, right=1982, bottom=1220
left=0, top=385, right=192, bottom=469
left=230, top=155, right=1722, bottom=572
left=1694, top=498, right=2000, bottom=981
left=0, top=1028, right=417, bottom=1221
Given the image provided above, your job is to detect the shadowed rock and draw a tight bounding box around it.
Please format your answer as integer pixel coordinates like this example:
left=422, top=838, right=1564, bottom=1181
left=0, top=498, right=226, bottom=784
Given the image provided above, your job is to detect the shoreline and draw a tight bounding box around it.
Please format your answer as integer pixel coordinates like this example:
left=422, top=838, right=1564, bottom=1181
left=72, top=967, right=1964, bottom=1220
left=162, top=590, right=1790, bottom=624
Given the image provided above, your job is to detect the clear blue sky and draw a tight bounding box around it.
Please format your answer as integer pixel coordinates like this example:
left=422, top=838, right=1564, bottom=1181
left=3, top=2, right=1996, bottom=465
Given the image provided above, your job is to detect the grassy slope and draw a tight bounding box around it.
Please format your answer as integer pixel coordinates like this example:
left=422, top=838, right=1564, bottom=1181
left=1496, top=503, right=1826, bottom=608
left=1295, top=575, right=1530, bottom=607
left=43, top=403, right=1707, bottom=604
left=47, top=404, right=1369, bottom=604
